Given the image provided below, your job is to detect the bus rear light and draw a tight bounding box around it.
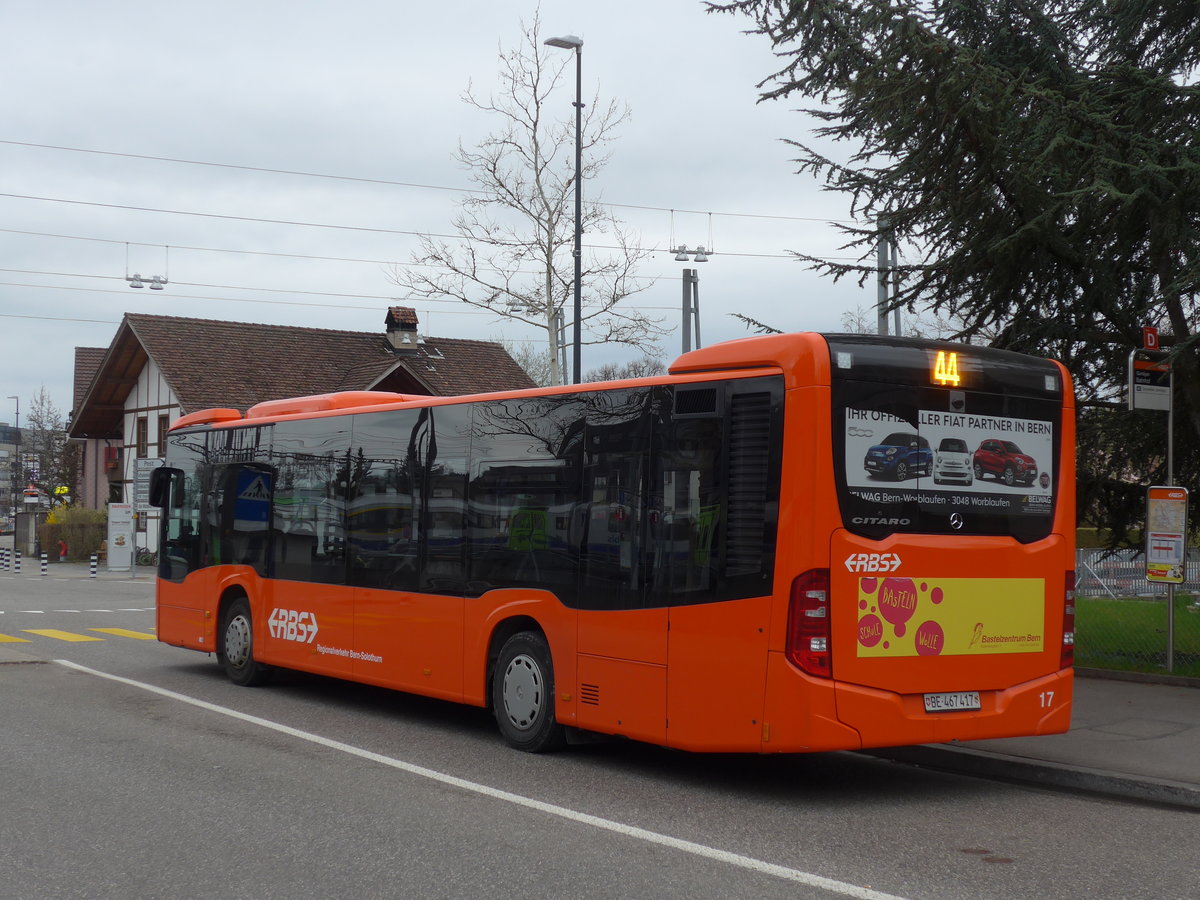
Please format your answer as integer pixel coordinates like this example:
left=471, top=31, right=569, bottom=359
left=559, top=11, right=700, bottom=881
left=787, top=569, right=831, bottom=678
left=1061, top=570, right=1075, bottom=669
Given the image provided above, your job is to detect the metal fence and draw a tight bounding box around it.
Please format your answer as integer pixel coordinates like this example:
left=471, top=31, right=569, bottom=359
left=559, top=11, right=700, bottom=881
left=1075, top=548, right=1200, bottom=599
left=1074, top=548, right=1199, bottom=676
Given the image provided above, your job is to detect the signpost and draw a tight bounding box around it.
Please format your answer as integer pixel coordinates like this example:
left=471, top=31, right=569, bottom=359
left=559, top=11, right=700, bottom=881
left=1129, top=330, right=1182, bottom=672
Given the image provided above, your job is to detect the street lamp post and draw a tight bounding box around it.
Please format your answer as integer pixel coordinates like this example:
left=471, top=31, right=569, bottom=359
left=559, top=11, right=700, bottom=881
left=544, top=33, right=584, bottom=384
left=6, top=395, right=18, bottom=542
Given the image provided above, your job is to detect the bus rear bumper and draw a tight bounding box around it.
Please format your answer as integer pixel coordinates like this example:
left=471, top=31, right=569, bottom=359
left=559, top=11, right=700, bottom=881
left=837, top=668, right=1074, bottom=750
left=760, top=653, right=1073, bottom=752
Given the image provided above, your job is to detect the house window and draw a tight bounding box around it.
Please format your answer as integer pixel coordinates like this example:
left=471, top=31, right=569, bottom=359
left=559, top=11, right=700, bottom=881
left=136, top=417, right=148, bottom=459
left=157, top=415, right=170, bottom=458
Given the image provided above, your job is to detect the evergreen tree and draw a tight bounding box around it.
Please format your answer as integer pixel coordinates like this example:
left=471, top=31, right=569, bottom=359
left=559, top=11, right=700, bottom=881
left=713, top=0, right=1200, bottom=542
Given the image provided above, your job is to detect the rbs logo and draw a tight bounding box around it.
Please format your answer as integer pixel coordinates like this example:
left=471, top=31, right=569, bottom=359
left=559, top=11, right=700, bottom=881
left=268, top=608, right=319, bottom=643
left=844, top=552, right=902, bottom=573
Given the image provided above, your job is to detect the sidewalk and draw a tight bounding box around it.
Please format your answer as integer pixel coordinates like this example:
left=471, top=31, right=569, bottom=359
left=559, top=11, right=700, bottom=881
left=0, top=558, right=153, bottom=580
left=869, top=671, right=1200, bottom=810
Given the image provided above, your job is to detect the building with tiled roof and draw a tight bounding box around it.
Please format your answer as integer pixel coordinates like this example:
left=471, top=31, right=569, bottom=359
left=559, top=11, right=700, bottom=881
left=68, top=308, right=535, bottom=517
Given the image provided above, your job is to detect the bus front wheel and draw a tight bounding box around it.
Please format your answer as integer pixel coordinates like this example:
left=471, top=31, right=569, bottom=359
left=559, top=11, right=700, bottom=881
left=492, top=632, right=565, bottom=752
left=219, top=597, right=273, bottom=687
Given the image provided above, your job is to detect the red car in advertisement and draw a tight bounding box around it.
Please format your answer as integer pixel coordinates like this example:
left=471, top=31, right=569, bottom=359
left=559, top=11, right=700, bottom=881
left=973, top=439, right=1038, bottom=486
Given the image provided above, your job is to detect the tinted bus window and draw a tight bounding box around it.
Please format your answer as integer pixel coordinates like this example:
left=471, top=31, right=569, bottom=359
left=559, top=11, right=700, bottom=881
left=272, top=417, right=351, bottom=584
left=158, top=428, right=206, bottom=582
left=829, top=337, right=1062, bottom=542
left=347, top=408, right=423, bottom=592
left=468, top=395, right=585, bottom=601
left=423, top=405, right=472, bottom=595
left=578, top=387, right=654, bottom=610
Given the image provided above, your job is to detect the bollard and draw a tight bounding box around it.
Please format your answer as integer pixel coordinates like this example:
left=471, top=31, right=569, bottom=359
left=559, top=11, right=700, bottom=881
left=14, top=549, right=20, bottom=574
left=90, top=554, right=98, bottom=579
left=40, top=552, right=48, bottom=577
left=1, top=548, right=8, bottom=571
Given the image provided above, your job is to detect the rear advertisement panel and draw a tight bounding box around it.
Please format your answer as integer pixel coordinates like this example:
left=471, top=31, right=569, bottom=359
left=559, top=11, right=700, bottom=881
left=845, top=406, right=1055, bottom=521
left=855, top=575, right=1044, bottom=658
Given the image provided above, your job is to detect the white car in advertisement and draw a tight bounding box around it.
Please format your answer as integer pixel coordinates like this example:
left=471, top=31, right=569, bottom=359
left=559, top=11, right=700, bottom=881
left=932, top=437, right=973, bottom=485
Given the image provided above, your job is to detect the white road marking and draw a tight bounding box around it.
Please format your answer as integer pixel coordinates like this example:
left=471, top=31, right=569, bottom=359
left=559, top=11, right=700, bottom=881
left=54, top=659, right=907, bottom=900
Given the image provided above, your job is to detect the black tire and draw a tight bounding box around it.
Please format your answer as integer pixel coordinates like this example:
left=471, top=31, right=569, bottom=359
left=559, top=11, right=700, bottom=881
left=894, top=461, right=909, bottom=481
left=492, top=631, right=565, bottom=752
left=973, top=461, right=984, bottom=480
left=1003, top=465, right=1016, bottom=486
left=219, top=597, right=273, bottom=686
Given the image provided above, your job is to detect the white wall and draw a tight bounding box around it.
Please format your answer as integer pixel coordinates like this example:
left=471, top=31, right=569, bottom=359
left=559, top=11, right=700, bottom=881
left=120, top=356, right=181, bottom=553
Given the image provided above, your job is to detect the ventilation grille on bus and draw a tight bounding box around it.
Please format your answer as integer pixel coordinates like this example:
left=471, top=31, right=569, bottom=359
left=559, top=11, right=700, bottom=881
left=674, top=387, right=718, bottom=417
left=726, top=392, right=772, bottom=576
left=580, top=683, right=601, bottom=706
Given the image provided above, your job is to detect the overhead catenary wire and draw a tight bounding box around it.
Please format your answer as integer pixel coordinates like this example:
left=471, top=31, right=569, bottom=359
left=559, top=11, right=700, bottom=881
left=0, top=192, right=825, bottom=261
left=0, top=138, right=856, bottom=224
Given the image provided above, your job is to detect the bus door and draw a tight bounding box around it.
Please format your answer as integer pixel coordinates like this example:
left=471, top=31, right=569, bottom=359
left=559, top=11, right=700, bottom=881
left=575, top=388, right=667, bottom=744
left=263, top=417, right=355, bottom=678
left=349, top=406, right=465, bottom=696
left=662, top=380, right=782, bottom=752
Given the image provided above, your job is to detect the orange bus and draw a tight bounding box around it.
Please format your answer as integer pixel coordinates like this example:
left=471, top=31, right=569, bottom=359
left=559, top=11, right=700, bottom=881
left=149, top=332, right=1075, bottom=752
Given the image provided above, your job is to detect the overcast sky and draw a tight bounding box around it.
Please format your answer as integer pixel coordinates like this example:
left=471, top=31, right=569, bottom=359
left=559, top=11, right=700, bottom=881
left=1, top=0, right=873, bottom=424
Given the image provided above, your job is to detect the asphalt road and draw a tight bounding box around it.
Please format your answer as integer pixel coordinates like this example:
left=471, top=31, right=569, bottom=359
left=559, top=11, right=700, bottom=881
left=1, top=569, right=1196, bottom=899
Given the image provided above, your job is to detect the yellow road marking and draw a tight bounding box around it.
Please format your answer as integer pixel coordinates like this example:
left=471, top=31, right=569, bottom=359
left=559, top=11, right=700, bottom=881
left=89, top=628, right=157, bottom=640
left=22, top=629, right=104, bottom=642
left=0, top=633, right=33, bottom=643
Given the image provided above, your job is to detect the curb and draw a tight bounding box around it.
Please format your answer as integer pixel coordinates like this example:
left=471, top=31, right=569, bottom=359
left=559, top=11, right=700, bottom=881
left=864, top=744, right=1200, bottom=811
left=0, top=646, right=45, bottom=666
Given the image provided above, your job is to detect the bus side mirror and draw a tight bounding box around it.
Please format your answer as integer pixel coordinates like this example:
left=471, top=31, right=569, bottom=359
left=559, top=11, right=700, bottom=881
left=149, top=467, right=184, bottom=509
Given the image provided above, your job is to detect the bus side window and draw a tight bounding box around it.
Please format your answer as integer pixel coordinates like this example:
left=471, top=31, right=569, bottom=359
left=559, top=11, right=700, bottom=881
left=272, top=418, right=351, bottom=585
left=579, top=388, right=653, bottom=610
left=347, top=409, right=422, bottom=592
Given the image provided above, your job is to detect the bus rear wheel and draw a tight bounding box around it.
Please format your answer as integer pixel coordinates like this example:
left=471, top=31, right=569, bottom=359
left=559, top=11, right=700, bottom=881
left=219, top=597, right=273, bottom=687
left=492, top=632, right=565, bottom=752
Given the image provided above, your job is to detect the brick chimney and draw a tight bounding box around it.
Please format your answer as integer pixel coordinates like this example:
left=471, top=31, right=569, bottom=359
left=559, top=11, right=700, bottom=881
left=385, top=306, right=421, bottom=355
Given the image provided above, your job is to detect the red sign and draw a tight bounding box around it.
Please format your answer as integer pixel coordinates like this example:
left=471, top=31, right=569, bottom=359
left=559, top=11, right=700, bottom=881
left=1143, top=326, right=1159, bottom=350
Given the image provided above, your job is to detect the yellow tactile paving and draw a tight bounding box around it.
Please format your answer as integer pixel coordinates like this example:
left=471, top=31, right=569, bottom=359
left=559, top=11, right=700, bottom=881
left=0, top=634, right=33, bottom=643
left=89, top=628, right=157, bottom=640
left=21, top=629, right=104, bottom=642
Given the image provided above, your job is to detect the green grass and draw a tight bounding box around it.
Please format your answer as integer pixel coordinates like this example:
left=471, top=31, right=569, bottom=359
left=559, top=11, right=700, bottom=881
left=1076, top=593, right=1200, bottom=677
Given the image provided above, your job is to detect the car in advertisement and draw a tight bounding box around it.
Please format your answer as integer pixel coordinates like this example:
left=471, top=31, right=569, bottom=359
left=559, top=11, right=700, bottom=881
left=973, top=439, right=1039, bottom=486
left=932, top=437, right=973, bottom=485
left=863, top=431, right=932, bottom=481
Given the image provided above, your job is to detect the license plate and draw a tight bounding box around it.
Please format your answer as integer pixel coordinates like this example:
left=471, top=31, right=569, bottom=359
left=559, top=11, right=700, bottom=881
left=923, top=691, right=981, bottom=713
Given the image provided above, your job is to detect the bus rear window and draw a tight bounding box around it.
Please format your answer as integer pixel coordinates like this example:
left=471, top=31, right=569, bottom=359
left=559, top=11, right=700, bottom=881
left=828, top=337, right=1063, bottom=543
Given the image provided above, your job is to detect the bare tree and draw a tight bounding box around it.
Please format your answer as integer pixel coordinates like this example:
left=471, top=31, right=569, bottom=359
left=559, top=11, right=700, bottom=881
left=390, top=14, right=665, bottom=385
left=584, top=355, right=667, bottom=382
left=495, top=336, right=556, bottom=387
left=24, top=387, right=77, bottom=507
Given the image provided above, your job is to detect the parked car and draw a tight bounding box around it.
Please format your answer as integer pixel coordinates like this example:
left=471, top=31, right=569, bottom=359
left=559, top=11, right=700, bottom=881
left=973, top=439, right=1038, bottom=486
left=863, top=431, right=931, bottom=481
left=933, top=437, right=973, bottom=485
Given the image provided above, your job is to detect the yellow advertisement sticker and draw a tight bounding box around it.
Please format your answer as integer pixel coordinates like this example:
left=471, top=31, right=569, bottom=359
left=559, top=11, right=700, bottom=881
left=856, top=577, right=1044, bottom=657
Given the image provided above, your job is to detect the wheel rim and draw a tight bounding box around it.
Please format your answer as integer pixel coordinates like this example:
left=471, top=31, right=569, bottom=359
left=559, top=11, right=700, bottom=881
left=501, top=653, right=543, bottom=732
left=895, top=462, right=907, bottom=480
left=1004, top=467, right=1015, bottom=485
left=225, top=614, right=252, bottom=668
